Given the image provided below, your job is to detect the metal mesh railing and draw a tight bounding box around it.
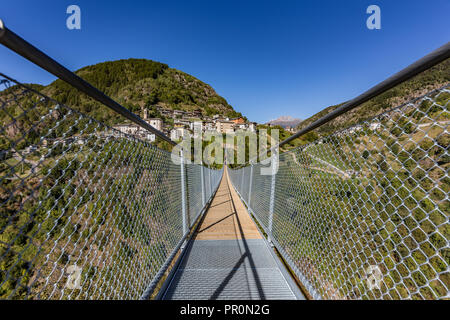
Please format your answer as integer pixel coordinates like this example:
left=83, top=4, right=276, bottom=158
left=186, top=164, right=222, bottom=228
left=229, top=85, right=449, bottom=300
left=0, top=75, right=222, bottom=299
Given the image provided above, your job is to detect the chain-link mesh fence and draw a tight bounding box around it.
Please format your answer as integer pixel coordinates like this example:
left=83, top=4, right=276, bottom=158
left=0, top=74, right=222, bottom=299
left=229, top=85, right=449, bottom=300
left=186, top=164, right=223, bottom=228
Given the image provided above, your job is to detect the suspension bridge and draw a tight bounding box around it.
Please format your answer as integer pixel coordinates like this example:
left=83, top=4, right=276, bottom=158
left=0, top=21, right=449, bottom=300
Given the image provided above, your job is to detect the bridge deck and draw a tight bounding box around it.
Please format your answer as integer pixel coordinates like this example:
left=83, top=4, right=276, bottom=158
left=162, top=167, right=304, bottom=300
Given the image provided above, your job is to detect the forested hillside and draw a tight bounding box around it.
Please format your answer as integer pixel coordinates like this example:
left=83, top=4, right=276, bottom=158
left=15, top=58, right=243, bottom=125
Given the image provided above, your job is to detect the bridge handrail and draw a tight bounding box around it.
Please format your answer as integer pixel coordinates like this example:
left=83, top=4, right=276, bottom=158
left=0, top=19, right=176, bottom=146
left=249, top=42, right=450, bottom=163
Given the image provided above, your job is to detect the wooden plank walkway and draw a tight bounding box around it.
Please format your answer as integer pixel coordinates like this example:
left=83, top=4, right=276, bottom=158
left=194, top=167, right=261, bottom=240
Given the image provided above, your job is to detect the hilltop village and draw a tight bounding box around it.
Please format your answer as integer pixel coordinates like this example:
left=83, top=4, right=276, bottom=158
left=113, top=107, right=258, bottom=142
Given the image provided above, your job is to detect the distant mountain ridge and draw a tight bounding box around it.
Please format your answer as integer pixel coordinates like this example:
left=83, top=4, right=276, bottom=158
left=267, top=116, right=302, bottom=128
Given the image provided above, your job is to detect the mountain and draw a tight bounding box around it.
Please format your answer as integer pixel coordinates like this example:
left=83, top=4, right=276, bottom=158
left=295, top=59, right=450, bottom=136
left=29, top=58, right=243, bottom=125
left=267, top=116, right=302, bottom=128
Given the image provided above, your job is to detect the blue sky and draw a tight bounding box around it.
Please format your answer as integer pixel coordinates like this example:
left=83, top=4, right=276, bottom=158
left=0, top=0, right=449, bottom=123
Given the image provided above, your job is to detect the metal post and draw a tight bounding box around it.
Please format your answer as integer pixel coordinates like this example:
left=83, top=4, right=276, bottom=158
left=248, top=164, right=253, bottom=207
left=240, top=167, right=245, bottom=195
left=208, top=168, right=212, bottom=200
left=200, top=165, right=206, bottom=207
left=268, top=152, right=278, bottom=245
left=180, top=153, right=189, bottom=237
